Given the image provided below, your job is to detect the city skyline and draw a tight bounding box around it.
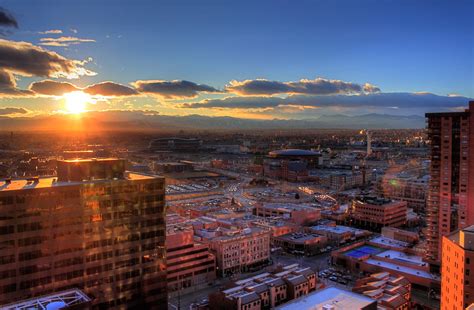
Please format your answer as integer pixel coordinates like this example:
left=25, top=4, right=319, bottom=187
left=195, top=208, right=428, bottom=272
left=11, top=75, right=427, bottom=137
left=0, top=0, right=472, bottom=123
left=0, top=2, right=473, bottom=308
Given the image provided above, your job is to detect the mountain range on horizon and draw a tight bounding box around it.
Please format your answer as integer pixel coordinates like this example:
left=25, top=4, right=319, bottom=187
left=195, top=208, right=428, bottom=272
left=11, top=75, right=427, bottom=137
left=0, top=110, right=426, bottom=132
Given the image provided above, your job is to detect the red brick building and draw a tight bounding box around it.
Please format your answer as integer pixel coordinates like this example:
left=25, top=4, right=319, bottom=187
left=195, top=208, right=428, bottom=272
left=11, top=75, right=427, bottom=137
left=350, top=197, right=407, bottom=231
left=166, top=223, right=216, bottom=293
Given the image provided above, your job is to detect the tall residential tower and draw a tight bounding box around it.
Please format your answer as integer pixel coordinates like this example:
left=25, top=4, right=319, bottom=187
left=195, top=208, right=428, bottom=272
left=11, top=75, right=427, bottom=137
left=425, top=101, right=474, bottom=263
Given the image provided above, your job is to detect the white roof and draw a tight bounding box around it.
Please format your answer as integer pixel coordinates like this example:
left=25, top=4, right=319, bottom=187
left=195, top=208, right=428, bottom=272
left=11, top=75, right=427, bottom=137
left=370, top=237, right=409, bottom=249
left=375, top=250, right=425, bottom=267
left=364, top=259, right=439, bottom=280
left=311, top=225, right=366, bottom=235
left=275, top=287, right=375, bottom=310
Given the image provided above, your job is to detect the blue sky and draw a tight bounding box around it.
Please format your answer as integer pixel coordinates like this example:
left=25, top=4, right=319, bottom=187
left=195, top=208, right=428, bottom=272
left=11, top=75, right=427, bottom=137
left=0, top=0, right=472, bottom=118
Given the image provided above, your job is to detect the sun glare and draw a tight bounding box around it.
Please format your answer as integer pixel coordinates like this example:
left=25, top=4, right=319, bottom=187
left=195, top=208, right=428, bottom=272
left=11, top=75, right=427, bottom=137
left=64, top=91, right=90, bottom=114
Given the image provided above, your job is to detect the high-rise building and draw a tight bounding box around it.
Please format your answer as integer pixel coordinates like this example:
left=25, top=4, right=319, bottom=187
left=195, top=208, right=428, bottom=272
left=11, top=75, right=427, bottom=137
left=441, top=225, right=474, bottom=309
left=425, top=101, right=474, bottom=262
left=0, top=158, right=167, bottom=309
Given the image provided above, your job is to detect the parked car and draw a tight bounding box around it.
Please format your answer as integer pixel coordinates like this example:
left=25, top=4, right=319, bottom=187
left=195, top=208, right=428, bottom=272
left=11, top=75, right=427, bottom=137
left=329, top=276, right=338, bottom=281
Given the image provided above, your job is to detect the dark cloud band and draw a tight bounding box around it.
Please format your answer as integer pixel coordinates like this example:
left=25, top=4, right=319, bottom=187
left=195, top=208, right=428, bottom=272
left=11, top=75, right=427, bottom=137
left=181, top=92, right=470, bottom=111
left=132, top=80, right=220, bottom=99
left=29, top=80, right=138, bottom=97
left=0, top=107, right=28, bottom=115
left=226, top=78, right=380, bottom=96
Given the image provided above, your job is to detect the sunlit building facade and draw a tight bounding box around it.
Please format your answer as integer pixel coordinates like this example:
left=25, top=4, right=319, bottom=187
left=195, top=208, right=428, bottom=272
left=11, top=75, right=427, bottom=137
left=441, top=225, right=474, bottom=310
left=0, top=159, right=166, bottom=309
left=425, top=101, right=474, bottom=262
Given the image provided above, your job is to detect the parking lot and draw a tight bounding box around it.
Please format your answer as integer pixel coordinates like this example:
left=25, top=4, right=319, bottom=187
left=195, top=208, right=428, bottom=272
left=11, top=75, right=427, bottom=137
left=166, top=182, right=218, bottom=194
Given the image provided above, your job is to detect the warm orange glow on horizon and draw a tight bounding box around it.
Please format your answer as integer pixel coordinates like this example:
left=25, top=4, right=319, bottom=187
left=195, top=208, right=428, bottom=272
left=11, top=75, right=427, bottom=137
left=64, top=91, right=90, bottom=114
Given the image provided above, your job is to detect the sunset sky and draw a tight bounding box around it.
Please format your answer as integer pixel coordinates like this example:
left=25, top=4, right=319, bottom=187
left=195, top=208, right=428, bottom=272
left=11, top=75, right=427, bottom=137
left=0, top=0, right=472, bottom=120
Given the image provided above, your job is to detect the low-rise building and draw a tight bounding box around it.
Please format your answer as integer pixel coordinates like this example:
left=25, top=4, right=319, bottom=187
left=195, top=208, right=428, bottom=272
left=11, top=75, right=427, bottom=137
left=166, top=221, right=216, bottom=293
left=197, top=227, right=271, bottom=277
left=306, top=224, right=371, bottom=245
left=352, top=272, right=411, bottom=310
left=209, top=264, right=317, bottom=310
left=379, top=174, right=428, bottom=213
left=263, top=149, right=322, bottom=182
left=275, top=286, right=377, bottom=310
left=251, top=217, right=299, bottom=239
left=273, top=232, right=327, bottom=256
left=254, top=203, right=321, bottom=226
left=381, top=227, right=419, bottom=245
left=331, top=242, right=440, bottom=288
left=351, top=197, right=407, bottom=231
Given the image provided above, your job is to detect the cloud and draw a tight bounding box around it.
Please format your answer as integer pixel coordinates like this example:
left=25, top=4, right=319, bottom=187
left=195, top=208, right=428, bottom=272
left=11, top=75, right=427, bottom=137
left=29, top=80, right=139, bottom=97
left=0, top=7, right=17, bottom=28
left=39, top=29, right=63, bottom=34
left=0, top=39, right=95, bottom=78
left=0, top=107, right=28, bottom=115
left=132, top=80, right=220, bottom=99
left=181, top=92, right=471, bottom=113
left=29, top=80, right=78, bottom=96
left=84, top=81, right=139, bottom=97
left=0, top=70, right=33, bottom=96
left=182, top=96, right=284, bottom=109
left=225, top=78, right=380, bottom=96
left=39, top=36, right=95, bottom=47
left=363, top=83, right=381, bottom=93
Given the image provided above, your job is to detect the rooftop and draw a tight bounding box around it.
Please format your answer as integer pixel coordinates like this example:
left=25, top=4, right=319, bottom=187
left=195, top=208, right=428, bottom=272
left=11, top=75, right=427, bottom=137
left=0, top=172, right=157, bottom=192
left=370, top=236, right=410, bottom=250
left=275, top=286, right=375, bottom=310
left=269, top=149, right=321, bottom=157
left=261, top=203, right=318, bottom=212
left=275, top=232, right=324, bottom=243
left=446, top=225, right=474, bottom=251
left=0, top=288, right=91, bottom=310
left=375, top=250, right=426, bottom=267
left=364, top=259, right=439, bottom=281
left=310, top=225, right=368, bottom=236
left=356, top=196, right=397, bottom=206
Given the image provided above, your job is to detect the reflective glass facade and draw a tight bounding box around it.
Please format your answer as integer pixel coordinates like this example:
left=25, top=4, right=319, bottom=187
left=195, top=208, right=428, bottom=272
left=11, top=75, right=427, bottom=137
left=0, top=164, right=166, bottom=309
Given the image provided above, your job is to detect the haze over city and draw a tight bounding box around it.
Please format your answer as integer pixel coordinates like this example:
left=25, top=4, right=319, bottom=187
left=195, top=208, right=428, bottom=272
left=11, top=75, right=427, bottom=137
left=0, top=1, right=473, bottom=310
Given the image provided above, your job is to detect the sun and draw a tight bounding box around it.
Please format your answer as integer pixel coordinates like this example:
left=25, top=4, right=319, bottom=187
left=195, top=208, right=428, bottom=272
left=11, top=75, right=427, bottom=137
left=63, top=91, right=90, bottom=114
